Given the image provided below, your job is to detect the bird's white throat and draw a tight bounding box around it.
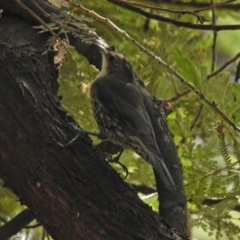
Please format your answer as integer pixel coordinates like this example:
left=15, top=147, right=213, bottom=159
left=96, top=53, right=108, bottom=79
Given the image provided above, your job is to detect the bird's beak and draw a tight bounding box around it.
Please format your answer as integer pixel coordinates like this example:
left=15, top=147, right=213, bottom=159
left=93, top=43, right=109, bottom=79
left=94, top=42, right=107, bottom=55
left=98, top=46, right=107, bottom=54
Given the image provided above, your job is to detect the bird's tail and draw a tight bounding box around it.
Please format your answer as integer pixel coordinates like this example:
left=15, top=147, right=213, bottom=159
left=152, top=155, right=176, bottom=190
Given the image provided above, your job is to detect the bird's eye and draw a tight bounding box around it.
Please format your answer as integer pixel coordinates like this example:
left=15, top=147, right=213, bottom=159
left=108, top=55, right=115, bottom=61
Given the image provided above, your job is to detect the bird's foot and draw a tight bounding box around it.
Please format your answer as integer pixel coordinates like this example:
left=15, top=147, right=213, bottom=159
left=107, top=150, right=128, bottom=179
left=63, top=123, right=99, bottom=147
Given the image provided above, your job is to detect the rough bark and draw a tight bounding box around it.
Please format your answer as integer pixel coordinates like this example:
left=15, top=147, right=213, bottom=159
left=0, top=0, right=187, bottom=239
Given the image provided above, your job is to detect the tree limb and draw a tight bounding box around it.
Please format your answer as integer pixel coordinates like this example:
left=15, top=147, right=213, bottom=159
left=108, top=0, right=240, bottom=31
left=0, top=209, right=35, bottom=240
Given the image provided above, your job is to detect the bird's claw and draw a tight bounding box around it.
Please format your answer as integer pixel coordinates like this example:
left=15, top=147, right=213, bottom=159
left=63, top=123, right=98, bottom=147
left=106, top=150, right=128, bottom=179
left=63, top=134, right=80, bottom=147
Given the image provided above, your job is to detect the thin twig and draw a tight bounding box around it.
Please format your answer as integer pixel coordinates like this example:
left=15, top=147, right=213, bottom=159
left=67, top=1, right=240, bottom=133
left=114, top=0, right=235, bottom=13
left=211, top=0, right=217, bottom=72
left=185, top=160, right=239, bottom=186
left=190, top=104, right=204, bottom=131
left=207, top=51, right=240, bottom=79
left=234, top=60, right=240, bottom=83
left=170, top=77, right=179, bottom=95
left=160, top=0, right=240, bottom=11
left=14, top=0, right=58, bottom=38
left=111, top=1, right=207, bottom=24
left=24, top=223, right=41, bottom=229
left=167, top=89, right=191, bottom=102
left=191, top=1, right=218, bottom=132
left=190, top=0, right=218, bottom=132
left=211, top=35, right=217, bottom=72
left=15, top=0, right=72, bottom=57
left=108, top=0, right=240, bottom=31
left=31, top=0, right=79, bottom=34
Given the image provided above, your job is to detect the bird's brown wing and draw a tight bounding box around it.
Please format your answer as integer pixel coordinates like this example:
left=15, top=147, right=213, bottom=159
left=95, top=77, right=175, bottom=190
left=96, top=77, right=176, bottom=189
left=95, top=77, right=155, bottom=146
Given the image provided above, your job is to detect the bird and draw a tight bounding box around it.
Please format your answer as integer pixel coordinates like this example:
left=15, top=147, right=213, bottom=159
left=90, top=47, right=175, bottom=190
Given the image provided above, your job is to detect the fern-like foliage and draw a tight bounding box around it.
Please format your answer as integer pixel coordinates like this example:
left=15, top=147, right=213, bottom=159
left=181, top=125, right=240, bottom=238
left=173, top=49, right=240, bottom=126
left=169, top=48, right=240, bottom=238
left=34, top=10, right=95, bottom=54
left=173, top=48, right=201, bottom=87
left=218, top=132, right=232, bottom=166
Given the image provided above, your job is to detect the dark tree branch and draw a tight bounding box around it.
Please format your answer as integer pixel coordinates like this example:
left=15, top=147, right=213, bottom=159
left=0, top=209, right=35, bottom=240
left=133, top=183, right=240, bottom=213
left=207, top=51, right=240, bottom=79
left=131, top=183, right=156, bottom=195
left=199, top=198, right=240, bottom=213
left=156, top=0, right=240, bottom=11
left=167, top=89, right=191, bottom=102
left=190, top=104, right=204, bottom=131
left=112, top=0, right=234, bottom=24
left=119, top=0, right=235, bottom=13
left=234, top=60, right=240, bottom=83
left=25, top=223, right=41, bottom=229
left=108, top=0, right=240, bottom=31
left=210, top=0, right=217, bottom=72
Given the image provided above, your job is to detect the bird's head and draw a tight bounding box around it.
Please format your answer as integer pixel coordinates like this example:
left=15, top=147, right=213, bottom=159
left=97, top=48, right=134, bottom=82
